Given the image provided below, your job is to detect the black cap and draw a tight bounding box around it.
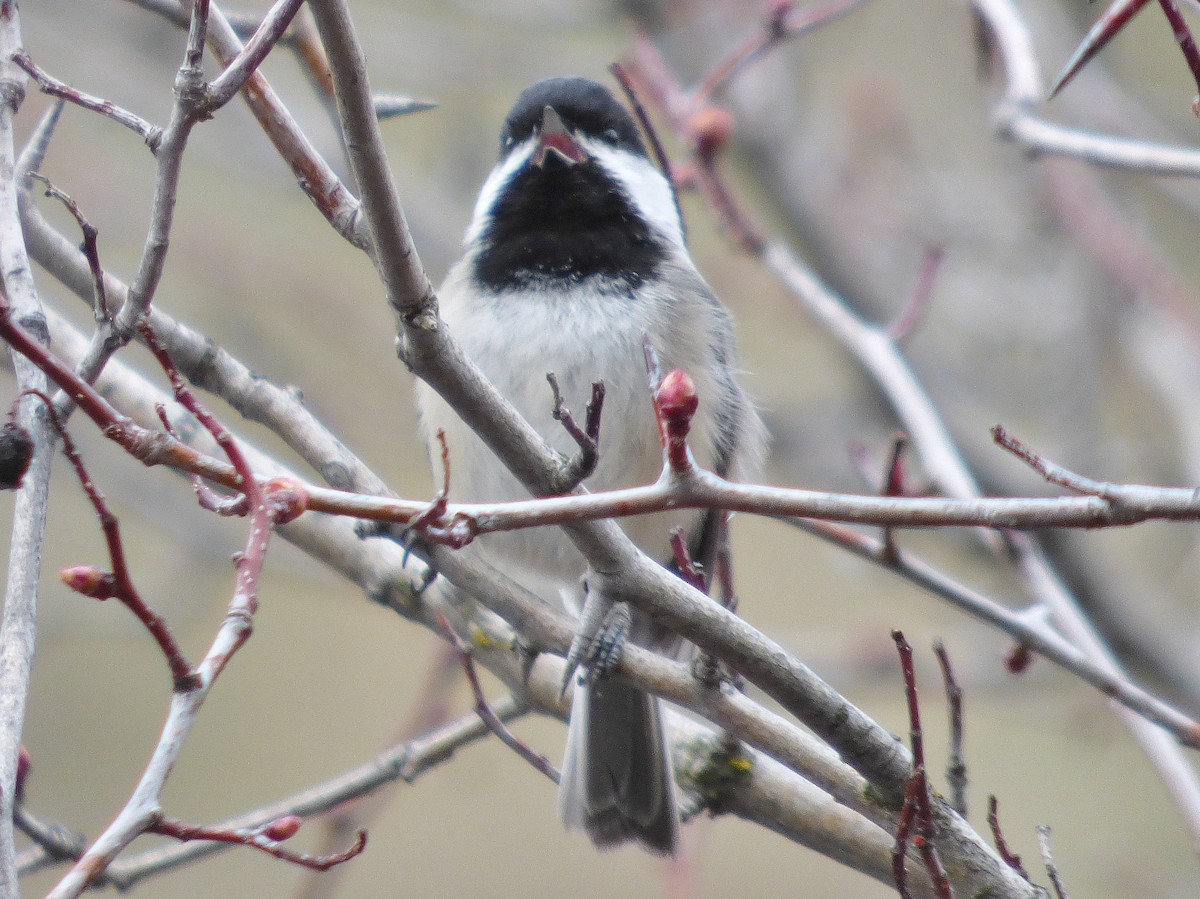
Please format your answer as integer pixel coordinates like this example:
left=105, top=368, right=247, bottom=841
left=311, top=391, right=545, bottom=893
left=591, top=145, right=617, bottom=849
left=498, top=77, right=647, bottom=159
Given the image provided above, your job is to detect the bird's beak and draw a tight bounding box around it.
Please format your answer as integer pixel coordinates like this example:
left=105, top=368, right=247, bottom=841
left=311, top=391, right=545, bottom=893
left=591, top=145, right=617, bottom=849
left=534, top=105, right=585, bottom=167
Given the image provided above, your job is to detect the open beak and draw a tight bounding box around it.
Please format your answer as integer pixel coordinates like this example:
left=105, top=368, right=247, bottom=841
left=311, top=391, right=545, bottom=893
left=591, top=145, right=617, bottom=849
left=534, top=105, right=585, bottom=167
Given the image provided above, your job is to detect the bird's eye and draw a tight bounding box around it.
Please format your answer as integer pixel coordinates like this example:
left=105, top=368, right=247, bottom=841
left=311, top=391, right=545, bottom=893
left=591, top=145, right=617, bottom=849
left=504, top=135, right=514, bottom=148
left=603, top=128, right=619, bottom=143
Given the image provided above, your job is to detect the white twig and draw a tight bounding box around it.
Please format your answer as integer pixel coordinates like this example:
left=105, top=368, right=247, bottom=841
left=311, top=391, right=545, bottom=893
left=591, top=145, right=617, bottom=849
left=0, top=3, right=58, bottom=893
left=973, top=0, right=1200, bottom=177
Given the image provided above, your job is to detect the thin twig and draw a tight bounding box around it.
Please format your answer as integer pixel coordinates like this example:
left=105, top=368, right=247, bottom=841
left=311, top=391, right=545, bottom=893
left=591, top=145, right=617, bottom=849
left=892, top=632, right=955, bottom=899
left=438, top=614, right=560, bottom=784
left=146, top=815, right=365, bottom=873
left=11, top=52, right=162, bottom=150
left=986, top=796, right=1031, bottom=881
left=932, top=640, right=967, bottom=818
left=1036, top=825, right=1070, bottom=899
left=23, top=390, right=196, bottom=688
left=0, top=5, right=57, bottom=889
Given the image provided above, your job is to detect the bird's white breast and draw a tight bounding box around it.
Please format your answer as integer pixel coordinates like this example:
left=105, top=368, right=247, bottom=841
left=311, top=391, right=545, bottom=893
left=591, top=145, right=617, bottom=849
left=416, top=262, right=722, bottom=604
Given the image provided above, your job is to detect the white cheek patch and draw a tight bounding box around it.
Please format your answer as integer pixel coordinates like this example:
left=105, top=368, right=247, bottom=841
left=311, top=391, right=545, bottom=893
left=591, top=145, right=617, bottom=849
left=463, top=140, right=536, bottom=247
left=462, top=136, right=686, bottom=253
left=586, top=142, right=686, bottom=250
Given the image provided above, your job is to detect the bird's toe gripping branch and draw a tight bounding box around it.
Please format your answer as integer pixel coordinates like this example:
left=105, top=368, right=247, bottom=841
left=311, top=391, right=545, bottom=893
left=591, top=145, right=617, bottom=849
left=559, top=587, right=633, bottom=699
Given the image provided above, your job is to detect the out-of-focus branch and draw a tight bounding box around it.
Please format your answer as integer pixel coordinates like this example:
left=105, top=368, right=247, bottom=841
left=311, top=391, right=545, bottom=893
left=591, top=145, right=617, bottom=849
left=976, top=0, right=1200, bottom=176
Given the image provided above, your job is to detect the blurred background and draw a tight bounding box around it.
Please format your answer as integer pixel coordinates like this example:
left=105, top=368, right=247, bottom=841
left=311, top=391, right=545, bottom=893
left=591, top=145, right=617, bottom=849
left=5, top=0, right=1200, bottom=895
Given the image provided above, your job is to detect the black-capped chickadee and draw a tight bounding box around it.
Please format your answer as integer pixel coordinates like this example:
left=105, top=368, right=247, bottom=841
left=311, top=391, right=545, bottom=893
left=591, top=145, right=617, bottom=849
left=417, top=76, right=764, bottom=856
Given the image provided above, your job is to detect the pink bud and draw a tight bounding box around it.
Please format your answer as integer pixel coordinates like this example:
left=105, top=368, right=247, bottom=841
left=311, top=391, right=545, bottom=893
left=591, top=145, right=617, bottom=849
left=263, top=815, right=303, bottom=841
left=687, top=106, right=734, bottom=160
left=657, top=369, right=699, bottom=424
left=656, top=370, right=699, bottom=474
left=16, top=745, right=30, bottom=801
left=59, top=566, right=117, bottom=599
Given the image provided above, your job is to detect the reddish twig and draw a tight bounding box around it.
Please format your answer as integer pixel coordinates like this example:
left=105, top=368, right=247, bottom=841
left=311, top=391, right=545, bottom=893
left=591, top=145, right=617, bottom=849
left=986, top=795, right=1030, bottom=881
left=880, top=434, right=909, bottom=563
left=21, top=390, right=196, bottom=689
left=888, top=245, right=945, bottom=343
left=932, top=639, right=967, bottom=817
left=892, top=631, right=955, bottom=899
left=623, top=39, right=765, bottom=253
left=437, top=614, right=560, bottom=784
left=148, top=814, right=365, bottom=872
left=694, top=0, right=869, bottom=101
left=669, top=528, right=706, bottom=593
left=1048, top=0, right=1152, bottom=99
left=1156, top=0, right=1200, bottom=111
left=892, top=772, right=922, bottom=899
left=26, top=174, right=110, bottom=321
left=154, top=403, right=247, bottom=515
left=713, top=513, right=736, bottom=610
left=408, top=429, right=477, bottom=548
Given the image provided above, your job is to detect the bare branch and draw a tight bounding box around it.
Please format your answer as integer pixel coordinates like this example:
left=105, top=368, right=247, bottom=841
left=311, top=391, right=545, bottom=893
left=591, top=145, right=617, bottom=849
left=0, top=5, right=56, bottom=890
left=11, top=52, right=162, bottom=150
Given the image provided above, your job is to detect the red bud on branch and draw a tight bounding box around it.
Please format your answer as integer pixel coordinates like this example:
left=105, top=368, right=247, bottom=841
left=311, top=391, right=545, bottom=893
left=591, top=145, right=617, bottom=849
left=59, top=565, right=118, bottom=599
left=656, top=368, right=698, bottom=473
left=262, top=815, right=303, bottom=842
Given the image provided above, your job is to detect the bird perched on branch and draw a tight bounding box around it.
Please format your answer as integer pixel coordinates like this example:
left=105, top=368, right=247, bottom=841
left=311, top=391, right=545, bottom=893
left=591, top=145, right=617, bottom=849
left=417, top=76, right=764, bottom=855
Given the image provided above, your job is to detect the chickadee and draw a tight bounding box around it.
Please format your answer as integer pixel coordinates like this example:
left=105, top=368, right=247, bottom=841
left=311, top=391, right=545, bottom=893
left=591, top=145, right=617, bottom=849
left=417, top=76, right=764, bottom=856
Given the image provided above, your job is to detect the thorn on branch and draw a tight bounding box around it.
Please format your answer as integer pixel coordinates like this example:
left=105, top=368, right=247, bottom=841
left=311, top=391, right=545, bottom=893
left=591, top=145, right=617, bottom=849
left=877, top=434, right=909, bottom=564
left=373, top=94, right=439, bottom=120
left=1048, top=0, right=1151, bottom=100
